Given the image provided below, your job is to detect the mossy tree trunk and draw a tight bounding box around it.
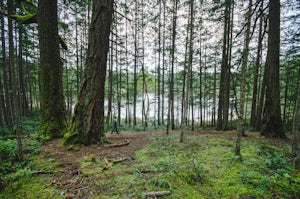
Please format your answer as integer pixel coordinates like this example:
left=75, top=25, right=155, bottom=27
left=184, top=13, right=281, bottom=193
left=64, top=0, right=113, bottom=145
left=260, top=0, right=286, bottom=138
left=292, top=79, right=300, bottom=169
left=37, top=0, right=67, bottom=138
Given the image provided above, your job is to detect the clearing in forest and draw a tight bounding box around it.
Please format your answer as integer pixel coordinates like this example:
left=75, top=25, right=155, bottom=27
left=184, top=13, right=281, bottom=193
left=1, top=130, right=299, bottom=199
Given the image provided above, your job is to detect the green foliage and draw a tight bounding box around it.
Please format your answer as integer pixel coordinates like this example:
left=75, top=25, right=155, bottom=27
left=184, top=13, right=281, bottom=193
left=1, top=132, right=299, bottom=198
left=0, top=139, right=17, bottom=166
left=237, top=143, right=300, bottom=197
left=0, top=127, right=11, bottom=135
left=22, top=118, right=40, bottom=134
left=0, top=129, right=41, bottom=192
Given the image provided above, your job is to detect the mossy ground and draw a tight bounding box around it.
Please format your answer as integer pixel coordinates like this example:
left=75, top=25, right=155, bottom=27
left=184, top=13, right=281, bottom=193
left=0, top=130, right=299, bottom=198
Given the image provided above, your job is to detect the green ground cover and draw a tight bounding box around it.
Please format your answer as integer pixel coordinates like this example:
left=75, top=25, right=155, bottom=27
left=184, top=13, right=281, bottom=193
left=0, top=133, right=299, bottom=198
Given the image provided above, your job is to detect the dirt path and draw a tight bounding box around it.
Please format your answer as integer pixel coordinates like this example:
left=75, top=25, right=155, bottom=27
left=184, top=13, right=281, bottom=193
left=41, top=131, right=164, bottom=163
left=37, top=130, right=291, bottom=198
left=40, top=130, right=289, bottom=167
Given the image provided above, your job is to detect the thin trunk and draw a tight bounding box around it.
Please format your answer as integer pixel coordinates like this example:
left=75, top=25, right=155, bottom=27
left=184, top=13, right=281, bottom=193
left=161, top=1, right=166, bottom=126
left=133, top=0, right=138, bottom=126
left=188, top=0, right=195, bottom=131
left=106, top=38, right=113, bottom=124
left=250, top=0, right=264, bottom=127
left=157, top=0, right=162, bottom=126
left=18, top=25, right=27, bottom=117
left=199, top=35, right=203, bottom=127
left=0, top=0, right=7, bottom=127
left=283, top=70, right=289, bottom=126
left=236, top=0, right=252, bottom=158
left=169, top=0, right=178, bottom=130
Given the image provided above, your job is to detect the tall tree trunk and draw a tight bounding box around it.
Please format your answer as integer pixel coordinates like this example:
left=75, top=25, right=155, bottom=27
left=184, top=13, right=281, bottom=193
left=157, top=0, right=162, bottom=126
left=236, top=0, right=252, bottom=157
left=64, top=0, right=113, bottom=145
left=38, top=0, right=67, bottom=138
left=261, top=0, right=286, bottom=138
left=161, top=1, right=166, bottom=126
left=106, top=38, right=113, bottom=124
left=199, top=37, right=203, bottom=127
left=188, top=0, right=195, bottom=131
left=292, top=77, right=300, bottom=169
left=6, top=0, right=15, bottom=129
left=217, top=0, right=232, bottom=130
left=256, top=64, right=266, bottom=129
left=0, top=0, right=8, bottom=127
left=169, top=0, right=178, bottom=130
left=133, top=0, right=138, bottom=126
left=18, top=24, right=27, bottom=117
left=250, top=0, right=264, bottom=128
left=180, top=9, right=191, bottom=142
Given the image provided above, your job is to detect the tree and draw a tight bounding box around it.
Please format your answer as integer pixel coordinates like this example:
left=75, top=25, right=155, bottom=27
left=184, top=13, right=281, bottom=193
left=260, top=0, right=286, bottom=138
left=250, top=0, right=265, bottom=128
left=38, top=0, right=67, bottom=138
left=292, top=75, right=300, bottom=169
left=0, top=0, right=9, bottom=128
left=168, top=0, right=178, bottom=131
left=64, top=0, right=114, bottom=145
left=236, top=0, right=252, bottom=157
left=216, top=0, right=233, bottom=131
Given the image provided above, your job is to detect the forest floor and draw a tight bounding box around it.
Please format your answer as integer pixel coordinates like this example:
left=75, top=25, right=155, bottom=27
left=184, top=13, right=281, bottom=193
left=1, top=129, right=299, bottom=199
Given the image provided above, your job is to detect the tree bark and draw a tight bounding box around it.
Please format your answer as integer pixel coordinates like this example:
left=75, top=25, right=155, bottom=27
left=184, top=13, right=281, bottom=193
left=0, top=0, right=8, bottom=128
left=217, top=0, right=232, bottom=131
left=64, top=0, right=113, bottom=145
left=250, top=0, right=264, bottom=128
left=169, top=0, right=178, bottom=130
left=261, top=0, right=286, bottom=138
left=292, top=74, right=300, bottom=169
left=38, top=0, right=67, bottom=138
left=236, top=0, right=252, bottom=157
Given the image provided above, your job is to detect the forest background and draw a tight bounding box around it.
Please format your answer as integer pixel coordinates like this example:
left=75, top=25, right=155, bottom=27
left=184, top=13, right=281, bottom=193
left=0, top=0, right=300, bottom=198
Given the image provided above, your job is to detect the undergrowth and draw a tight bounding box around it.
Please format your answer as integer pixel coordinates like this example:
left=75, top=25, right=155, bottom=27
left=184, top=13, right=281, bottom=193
left=0, top=119, right=41, bottom=193
left=0, top=132, right=299, bottom=198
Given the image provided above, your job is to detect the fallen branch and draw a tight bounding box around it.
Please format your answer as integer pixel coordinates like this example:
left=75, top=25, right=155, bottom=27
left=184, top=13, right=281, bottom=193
left=145, top=191, right=171, bottom=198
left=136, top=168, right=153, bottom=174
left=103, top=158, right=113, bottom=170
left=103, top=157, right=129, bottom=170
left=105, top=140, right=130, bottom=148
left=31, top=170, right=53, bottom=175
left=52, top=180, right=74, bottom=186
left=111, top=157, right=129, bottom=164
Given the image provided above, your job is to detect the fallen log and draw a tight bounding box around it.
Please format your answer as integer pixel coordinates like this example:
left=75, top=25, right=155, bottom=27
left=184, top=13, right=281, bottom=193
left=145, top=191, right=171, bottom=198
left=105, top=140, right=130, bottom=147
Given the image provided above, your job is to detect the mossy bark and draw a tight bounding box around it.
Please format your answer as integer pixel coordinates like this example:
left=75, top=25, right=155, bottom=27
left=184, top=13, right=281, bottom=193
left=64, top=0, right=113, bottom=145
left=260, top=0, right=285, bottom=138
left=37, top=0, right=66, bottom=138
left=292, top=80, right=300, bottom=169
